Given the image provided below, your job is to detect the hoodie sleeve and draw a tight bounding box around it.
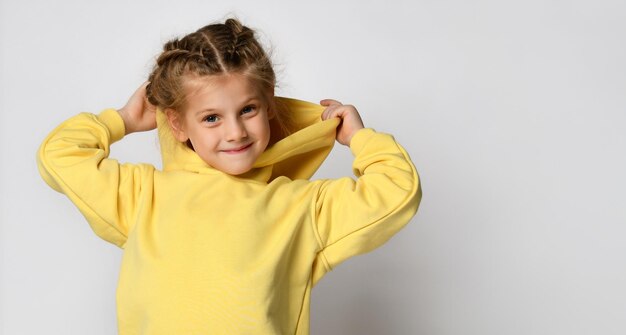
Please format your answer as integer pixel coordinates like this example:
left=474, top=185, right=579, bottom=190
left=312, top=128, right=422, bottom=280
left=37, top=109, right=155, bottom=248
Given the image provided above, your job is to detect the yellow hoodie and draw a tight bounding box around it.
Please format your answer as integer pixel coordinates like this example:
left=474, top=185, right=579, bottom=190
left=37, top=98, right=421, bottom=335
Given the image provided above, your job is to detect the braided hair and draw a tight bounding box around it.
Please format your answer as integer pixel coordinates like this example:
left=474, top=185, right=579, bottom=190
left=146, top=18, right=293, bottom=135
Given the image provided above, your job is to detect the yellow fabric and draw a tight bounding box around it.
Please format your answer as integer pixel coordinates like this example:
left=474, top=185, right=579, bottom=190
left=37, top=97, right=421, bottom=335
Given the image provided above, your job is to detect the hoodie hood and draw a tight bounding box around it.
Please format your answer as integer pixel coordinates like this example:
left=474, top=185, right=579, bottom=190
left=156, top=97, right=340, bottom=182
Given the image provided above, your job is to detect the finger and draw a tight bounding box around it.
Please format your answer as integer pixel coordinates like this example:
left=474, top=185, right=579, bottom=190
left=144, top=93, right=157, bottom=111
left=320, top=99, right=342, bottom=107
left=331, top=104, right=354, bottom=118
left=321, top=104, right=340, bottom=120
left=135, top=81, right=150, bottom=96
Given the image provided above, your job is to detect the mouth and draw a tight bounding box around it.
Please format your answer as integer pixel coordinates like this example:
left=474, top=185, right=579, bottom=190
left=221, top=143, right=253, bottom=154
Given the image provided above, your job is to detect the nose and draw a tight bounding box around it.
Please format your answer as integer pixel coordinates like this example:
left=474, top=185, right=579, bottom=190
left=224, top=118, right=248, bottom=141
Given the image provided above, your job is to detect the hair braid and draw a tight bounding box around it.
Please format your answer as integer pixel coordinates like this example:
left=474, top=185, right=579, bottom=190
left=146, top=18, right=295, bottom=135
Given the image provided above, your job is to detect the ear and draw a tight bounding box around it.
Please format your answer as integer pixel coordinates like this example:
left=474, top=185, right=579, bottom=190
left=267, top=106, right=276, bottom=120
left=267, top=93, right=277, bottom=120
left=165, top=109, right=189, bottom=142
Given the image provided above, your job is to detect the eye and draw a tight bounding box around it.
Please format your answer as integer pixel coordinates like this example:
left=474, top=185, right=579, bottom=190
left=203, top=114, right=219, bottom=123
left=241, top=105, right=257, bottom=115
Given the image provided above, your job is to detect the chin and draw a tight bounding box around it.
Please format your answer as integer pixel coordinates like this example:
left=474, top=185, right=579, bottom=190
left=222, top=165, right=254, bottom=176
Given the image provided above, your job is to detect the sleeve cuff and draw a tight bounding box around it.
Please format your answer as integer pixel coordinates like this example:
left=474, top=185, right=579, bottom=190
left=349, top=128, right=376, bottom=156
left=96, top=109, right=126, bottom=143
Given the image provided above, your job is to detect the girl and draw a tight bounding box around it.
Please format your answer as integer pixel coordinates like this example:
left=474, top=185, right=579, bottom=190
left=37, top=18, right=421, bottom=335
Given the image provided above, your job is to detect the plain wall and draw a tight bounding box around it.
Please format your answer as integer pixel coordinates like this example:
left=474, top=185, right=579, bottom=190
left=2, top=0, right=626, bottom=334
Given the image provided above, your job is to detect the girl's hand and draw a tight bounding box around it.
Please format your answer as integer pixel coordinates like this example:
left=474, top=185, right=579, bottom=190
left=118, top=82, right=157, bottom=135
left=320, top=99, right=364, bottom=146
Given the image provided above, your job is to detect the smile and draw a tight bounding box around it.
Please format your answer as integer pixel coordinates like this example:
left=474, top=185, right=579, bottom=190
left=221, top=143, right=253, bottom=154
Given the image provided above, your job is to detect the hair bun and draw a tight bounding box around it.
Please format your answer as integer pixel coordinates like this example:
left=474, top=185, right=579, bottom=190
left=225, top=18, right=244, bottom=34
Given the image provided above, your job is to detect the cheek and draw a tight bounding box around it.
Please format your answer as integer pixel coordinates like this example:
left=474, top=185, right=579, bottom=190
left=258, top=120, right=271, bottom=142
left=189, top=128, right=218, bottom=147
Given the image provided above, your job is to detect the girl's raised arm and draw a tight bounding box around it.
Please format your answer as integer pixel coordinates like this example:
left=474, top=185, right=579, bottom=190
left=36, top=85, right=157, bottom=247
left=311, top=103, right=421, bottom=282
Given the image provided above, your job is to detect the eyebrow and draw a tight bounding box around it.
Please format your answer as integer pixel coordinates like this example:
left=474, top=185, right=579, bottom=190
left=194, top=97, right=260, bottom=116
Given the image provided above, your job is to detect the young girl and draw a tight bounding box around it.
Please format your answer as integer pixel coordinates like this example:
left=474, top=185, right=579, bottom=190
left=37, top=18, right=421, bottom=335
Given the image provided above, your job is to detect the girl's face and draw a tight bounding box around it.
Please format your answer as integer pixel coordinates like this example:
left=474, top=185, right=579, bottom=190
left=168, top=74, right=273, bottom=175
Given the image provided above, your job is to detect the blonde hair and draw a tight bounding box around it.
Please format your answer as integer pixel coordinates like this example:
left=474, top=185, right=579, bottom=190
left=146, top=18, right=293, bottom=136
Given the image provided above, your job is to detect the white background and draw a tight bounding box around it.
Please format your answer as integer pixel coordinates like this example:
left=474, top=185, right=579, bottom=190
left=2, top=0, right=626, bottom=334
